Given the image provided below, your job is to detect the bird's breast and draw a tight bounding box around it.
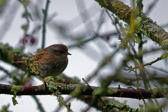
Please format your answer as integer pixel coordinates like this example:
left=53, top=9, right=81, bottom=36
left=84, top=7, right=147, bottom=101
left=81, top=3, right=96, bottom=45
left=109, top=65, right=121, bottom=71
left=37, top=56, right=68, bottom=77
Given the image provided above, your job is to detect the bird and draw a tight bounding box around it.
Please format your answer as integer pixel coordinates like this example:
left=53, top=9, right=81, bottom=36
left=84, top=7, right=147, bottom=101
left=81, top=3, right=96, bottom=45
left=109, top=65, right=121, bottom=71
left=14, top=44, right=71, bottom=79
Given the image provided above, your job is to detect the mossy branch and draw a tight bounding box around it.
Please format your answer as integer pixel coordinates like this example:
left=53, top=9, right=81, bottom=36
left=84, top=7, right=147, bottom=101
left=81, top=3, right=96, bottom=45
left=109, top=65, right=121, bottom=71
left=95, top=0, right=168, bottom=48
left=0, top=83, right=167, bottom=99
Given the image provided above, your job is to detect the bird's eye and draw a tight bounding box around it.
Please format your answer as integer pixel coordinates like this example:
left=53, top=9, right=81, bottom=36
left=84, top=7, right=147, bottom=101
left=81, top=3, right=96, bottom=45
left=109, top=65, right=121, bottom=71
left=59, top=50, right=64, bottom=54
left=53, top=49, right=65, bottom=54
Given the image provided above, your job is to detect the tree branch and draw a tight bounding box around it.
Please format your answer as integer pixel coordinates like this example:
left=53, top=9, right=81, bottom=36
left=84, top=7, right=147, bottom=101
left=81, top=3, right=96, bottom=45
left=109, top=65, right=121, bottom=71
left=0, top=83, right=166, bottom=99
left=95, top=0, right=168, bottom=49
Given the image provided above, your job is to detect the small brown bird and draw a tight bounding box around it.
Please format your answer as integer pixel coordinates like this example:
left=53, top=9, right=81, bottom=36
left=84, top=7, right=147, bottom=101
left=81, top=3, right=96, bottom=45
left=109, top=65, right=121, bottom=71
left=15, top=44, right=71, bottom=78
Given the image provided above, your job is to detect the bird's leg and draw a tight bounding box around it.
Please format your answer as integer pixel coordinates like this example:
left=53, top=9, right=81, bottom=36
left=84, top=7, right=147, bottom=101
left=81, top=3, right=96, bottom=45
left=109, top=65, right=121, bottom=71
left=40, top=76, right=47, bottom=88
left=40, top=78, right=47, bottom=88
left=42, top=76, right=64, bottom=91
left=44, top=80, right=47, bottom=88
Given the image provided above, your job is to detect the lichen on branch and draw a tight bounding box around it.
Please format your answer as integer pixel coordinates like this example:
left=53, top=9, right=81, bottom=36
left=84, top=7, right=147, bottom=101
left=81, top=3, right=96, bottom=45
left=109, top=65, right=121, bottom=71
left=95, top=0, right=168, bottom=49
left=0, top=83, right=167, bottom=99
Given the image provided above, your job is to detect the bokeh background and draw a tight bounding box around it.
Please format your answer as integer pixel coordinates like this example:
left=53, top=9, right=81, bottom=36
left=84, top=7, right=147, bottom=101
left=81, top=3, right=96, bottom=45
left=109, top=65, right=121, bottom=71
left=0, top=0, right=168, bottom=112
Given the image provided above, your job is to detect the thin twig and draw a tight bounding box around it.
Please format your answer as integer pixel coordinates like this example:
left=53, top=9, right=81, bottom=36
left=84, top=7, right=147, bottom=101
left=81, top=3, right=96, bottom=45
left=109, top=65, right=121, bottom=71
left=31, top=95, right=45, bottom=112
left=144, top=57, right=162, bottom=66
left=82, top=78, right=106, bottom=107
left=68, top=31, right=118, bottom=49
left=145, top=0, right=159, bottom=15
left=75, top=0, right=94, bottom=35
left=0, top=66, right=11, bottom=81
left=150, top=66, right=168, bottom=74
left=81, top=79, right=105, bottom=112
left=86, top=46, right=120, bottom=82
left=0, top=1, right=20, bottom=40
left=18, top=0, right=31, bottom=35
left=106, top=10, right=122, bottom=40
left=41, top=0, right=50, bottom=49
left=32, top=13, right=57, bottom=35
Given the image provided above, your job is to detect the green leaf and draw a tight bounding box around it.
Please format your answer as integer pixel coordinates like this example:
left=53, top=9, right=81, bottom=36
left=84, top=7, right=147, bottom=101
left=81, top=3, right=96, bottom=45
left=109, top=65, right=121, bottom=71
left=10, top=86, right=21, bottom=105
left=0, top=0, right=6, bottom=9
left=11, top=86, right=21, bottom=95
left=22, top=0, right=28, bottom=6
left=21, top=24, right=28, bottom=31
left=12, top=96, right=18, bottom=105
left=22, top=12, right=31, bottom=18
left=161, top=52, right=168, bottom=59
left=1, top=104, right=10, bottom=112
left=13, top=46, right=24, bottom=56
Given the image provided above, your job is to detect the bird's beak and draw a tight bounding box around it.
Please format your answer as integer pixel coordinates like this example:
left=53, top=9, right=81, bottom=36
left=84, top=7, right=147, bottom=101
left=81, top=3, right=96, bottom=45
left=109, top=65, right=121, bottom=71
left=67, top=52, right=71, bottom=55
